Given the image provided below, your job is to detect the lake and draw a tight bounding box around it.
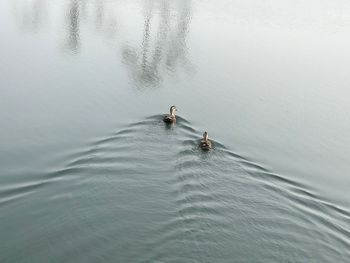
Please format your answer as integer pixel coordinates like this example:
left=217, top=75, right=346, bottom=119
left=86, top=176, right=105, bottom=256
left=1, top=0, right=350, bottom=262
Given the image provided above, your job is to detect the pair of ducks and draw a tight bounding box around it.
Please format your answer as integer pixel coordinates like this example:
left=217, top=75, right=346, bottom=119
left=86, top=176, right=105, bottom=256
left=163, top=105, right=212, bottom=151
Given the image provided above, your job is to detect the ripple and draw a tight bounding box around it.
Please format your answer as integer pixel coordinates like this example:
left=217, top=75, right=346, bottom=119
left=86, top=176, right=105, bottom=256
left=2, top=114, right=349, bottom=262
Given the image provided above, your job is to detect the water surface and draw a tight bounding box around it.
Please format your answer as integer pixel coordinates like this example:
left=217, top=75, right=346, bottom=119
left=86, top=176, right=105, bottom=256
left=1, top=0, right=350, bottom=262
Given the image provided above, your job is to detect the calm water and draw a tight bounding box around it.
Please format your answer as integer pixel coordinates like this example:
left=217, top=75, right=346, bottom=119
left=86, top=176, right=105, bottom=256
left=1, top=0, right=350, bottom=262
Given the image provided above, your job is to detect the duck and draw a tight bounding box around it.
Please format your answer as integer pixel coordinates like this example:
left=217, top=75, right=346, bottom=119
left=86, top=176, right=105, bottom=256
left=163, top=105, right=177, bottom=123
left=200, top=131, right=212, bottom=150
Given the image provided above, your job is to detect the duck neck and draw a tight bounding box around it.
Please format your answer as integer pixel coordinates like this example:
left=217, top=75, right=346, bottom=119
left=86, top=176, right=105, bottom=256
left=203, top=133, right=208, bottom=142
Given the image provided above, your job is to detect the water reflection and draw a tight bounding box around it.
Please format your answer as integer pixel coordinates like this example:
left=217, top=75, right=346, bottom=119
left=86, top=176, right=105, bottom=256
left=122, top=0, right=192, bottom=88
left=94, top=0, right=105, bottom=30
left=65, top=0, right=80, bottom=53
left=13, top=0, right=349, bottom=87
left=13, top=0, right=48, bottom=32
left=12, top=0, right=193, bottom=87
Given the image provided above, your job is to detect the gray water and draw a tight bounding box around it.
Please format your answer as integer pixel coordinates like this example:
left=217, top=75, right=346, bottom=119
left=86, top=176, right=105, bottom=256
left=1, top=0, right=350, bottom=262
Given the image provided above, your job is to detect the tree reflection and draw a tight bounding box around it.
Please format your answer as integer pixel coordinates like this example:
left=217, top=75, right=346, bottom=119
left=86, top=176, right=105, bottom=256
left=13, top=0, right=48, bottom=32
left=122, top=0, right=192, bottom=88
left=95, top=0, right=105, bottom=30
left=65, top=0, right=80, bottom=52
left=12, top=0, right=193, bottom=87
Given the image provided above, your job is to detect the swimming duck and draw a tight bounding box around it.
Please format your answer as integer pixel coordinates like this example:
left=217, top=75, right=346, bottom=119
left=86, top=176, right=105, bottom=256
left=163, top=105, right=177, bottom=123
left=200, top=131, right=212, bottom=150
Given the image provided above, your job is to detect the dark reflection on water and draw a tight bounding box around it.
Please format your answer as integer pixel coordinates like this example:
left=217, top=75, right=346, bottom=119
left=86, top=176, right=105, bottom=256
left=65, top=0, right=80, bottom=53
left=122, top=0, right=192, bottom=88
left=1, top=116, right=349, bottom=262
left=12, top=0, right=193, bottom=87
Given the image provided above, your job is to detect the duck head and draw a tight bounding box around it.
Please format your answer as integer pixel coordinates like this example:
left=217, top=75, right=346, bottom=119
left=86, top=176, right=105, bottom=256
left=170, top=105, right=177, bottom=116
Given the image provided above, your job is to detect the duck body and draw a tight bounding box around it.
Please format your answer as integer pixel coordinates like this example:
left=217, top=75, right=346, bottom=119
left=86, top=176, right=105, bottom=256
left=200, top=140, right=212, bottom=150
left=200, top=131, right=212, bottom=150
left=163, top=105, right=177, bottom=123
left=163, top=115, right=176, bottom=123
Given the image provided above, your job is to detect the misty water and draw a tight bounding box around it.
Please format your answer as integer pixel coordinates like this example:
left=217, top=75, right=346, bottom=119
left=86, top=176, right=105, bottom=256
left=1, top=0, right=350, bottom=262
